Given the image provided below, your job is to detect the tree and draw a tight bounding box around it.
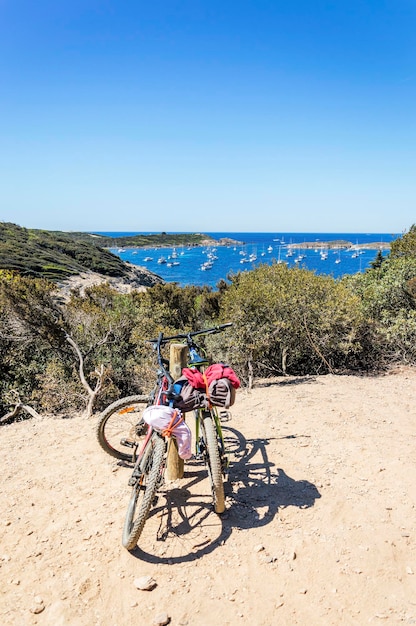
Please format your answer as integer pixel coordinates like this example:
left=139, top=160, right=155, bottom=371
left=369, top=249, right=384, bottom=270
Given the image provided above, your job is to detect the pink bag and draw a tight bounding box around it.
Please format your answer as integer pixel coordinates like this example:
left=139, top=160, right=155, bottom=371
left=142, top=405, right=192, bottom=460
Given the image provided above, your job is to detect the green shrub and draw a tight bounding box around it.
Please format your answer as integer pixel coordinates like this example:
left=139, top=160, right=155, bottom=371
left=343, top=255, right=416, bottom=365
left=220, top=263, right=365, bottom=383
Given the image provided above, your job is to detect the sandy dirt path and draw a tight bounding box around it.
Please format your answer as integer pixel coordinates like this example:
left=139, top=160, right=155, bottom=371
left=1, top=369, right=415, bottom=625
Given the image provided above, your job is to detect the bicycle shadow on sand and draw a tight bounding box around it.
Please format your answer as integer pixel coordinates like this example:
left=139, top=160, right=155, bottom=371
left=131, top=426, right=321, bottom=564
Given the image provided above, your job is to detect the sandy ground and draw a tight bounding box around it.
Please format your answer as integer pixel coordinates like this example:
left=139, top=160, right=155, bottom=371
left=1, top=368, right=415, bottom=626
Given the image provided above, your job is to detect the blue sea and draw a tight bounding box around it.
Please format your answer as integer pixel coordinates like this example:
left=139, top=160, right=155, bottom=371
left=97, top=232, right=399, bottom=289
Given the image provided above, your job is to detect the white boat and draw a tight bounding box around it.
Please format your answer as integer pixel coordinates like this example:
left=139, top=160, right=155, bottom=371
left=157, top=256, right=167, bottom=264
left=143, top=257, right=153, bottom=262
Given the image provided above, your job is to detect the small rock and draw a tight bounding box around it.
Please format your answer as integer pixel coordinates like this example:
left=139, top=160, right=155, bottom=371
left=263, top=556, right=274, bottom=564
left=254, top=544, right=264, bottom=553
left=406, top=566, right=414, bottom=575
left=31, top=596, right=45, bottom=614
left=299, top=588, right=307, bottom=594
left=153, top=612, right=170, bottom=626
left=134, top=575, right=156, bottom=591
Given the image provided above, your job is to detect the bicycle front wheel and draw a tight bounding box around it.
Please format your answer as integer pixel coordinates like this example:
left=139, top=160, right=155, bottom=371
left=122, top=433, right=165, bottom=550
left=201, top=412, right=225, bottom=514
left=96, top=395, right=150, bottom=462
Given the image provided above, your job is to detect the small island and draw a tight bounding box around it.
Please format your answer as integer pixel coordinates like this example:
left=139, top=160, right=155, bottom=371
left=288, top=240, right=390, bottom=250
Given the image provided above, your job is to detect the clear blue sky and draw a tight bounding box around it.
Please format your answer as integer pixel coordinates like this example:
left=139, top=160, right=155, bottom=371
left=0, top=0, right=415, bottom=233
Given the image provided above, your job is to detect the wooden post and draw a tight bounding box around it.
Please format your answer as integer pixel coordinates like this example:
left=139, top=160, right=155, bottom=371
left=166, top=343, right=187, bottom=480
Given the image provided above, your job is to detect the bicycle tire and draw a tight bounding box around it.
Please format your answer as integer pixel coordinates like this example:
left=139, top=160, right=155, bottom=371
left=201, top=412, right=225, bottom=514
left=96, top=395, right=150, bottom=462
left=122, top=433, right=165, bottom=550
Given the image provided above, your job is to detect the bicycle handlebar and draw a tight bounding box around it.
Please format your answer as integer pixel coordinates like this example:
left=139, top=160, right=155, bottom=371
left=146, top=323, right=232, bottom=397
left=147, top=323, right=232, bottom=346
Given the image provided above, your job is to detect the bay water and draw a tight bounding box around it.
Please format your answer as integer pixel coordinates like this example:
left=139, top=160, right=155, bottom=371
left=97, top=231, right=399, bottom=289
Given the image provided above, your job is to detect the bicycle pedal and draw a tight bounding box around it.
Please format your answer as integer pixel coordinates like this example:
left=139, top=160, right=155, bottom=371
left=219, top=410, right=232, bottom=422
left=120, top=438, right=136, bottom=449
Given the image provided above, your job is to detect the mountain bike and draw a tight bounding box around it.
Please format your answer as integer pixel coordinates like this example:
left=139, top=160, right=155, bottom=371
left=96, top=323, right=235, bottom=551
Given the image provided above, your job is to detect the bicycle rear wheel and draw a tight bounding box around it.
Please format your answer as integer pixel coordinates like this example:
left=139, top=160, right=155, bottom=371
left=200, top=411, right=225, bottom=514
left=122, top=432, right=165, bottom=550
left=96, top=395, right=150, bottom=462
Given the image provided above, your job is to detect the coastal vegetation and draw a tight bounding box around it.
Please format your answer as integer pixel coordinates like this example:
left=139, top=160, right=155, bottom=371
left=0, top=223, right=226, bottom=281
left=0, top=223, right=415, bottom=421
left=0, top=222, right=130, bottom=280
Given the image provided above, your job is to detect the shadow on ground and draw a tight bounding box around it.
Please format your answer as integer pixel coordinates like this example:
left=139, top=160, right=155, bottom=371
left=131, top=426, right=320, bottom=563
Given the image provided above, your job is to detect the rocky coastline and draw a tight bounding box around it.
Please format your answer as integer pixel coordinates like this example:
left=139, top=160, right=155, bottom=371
left=56, top=262, right=164, bottom=300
